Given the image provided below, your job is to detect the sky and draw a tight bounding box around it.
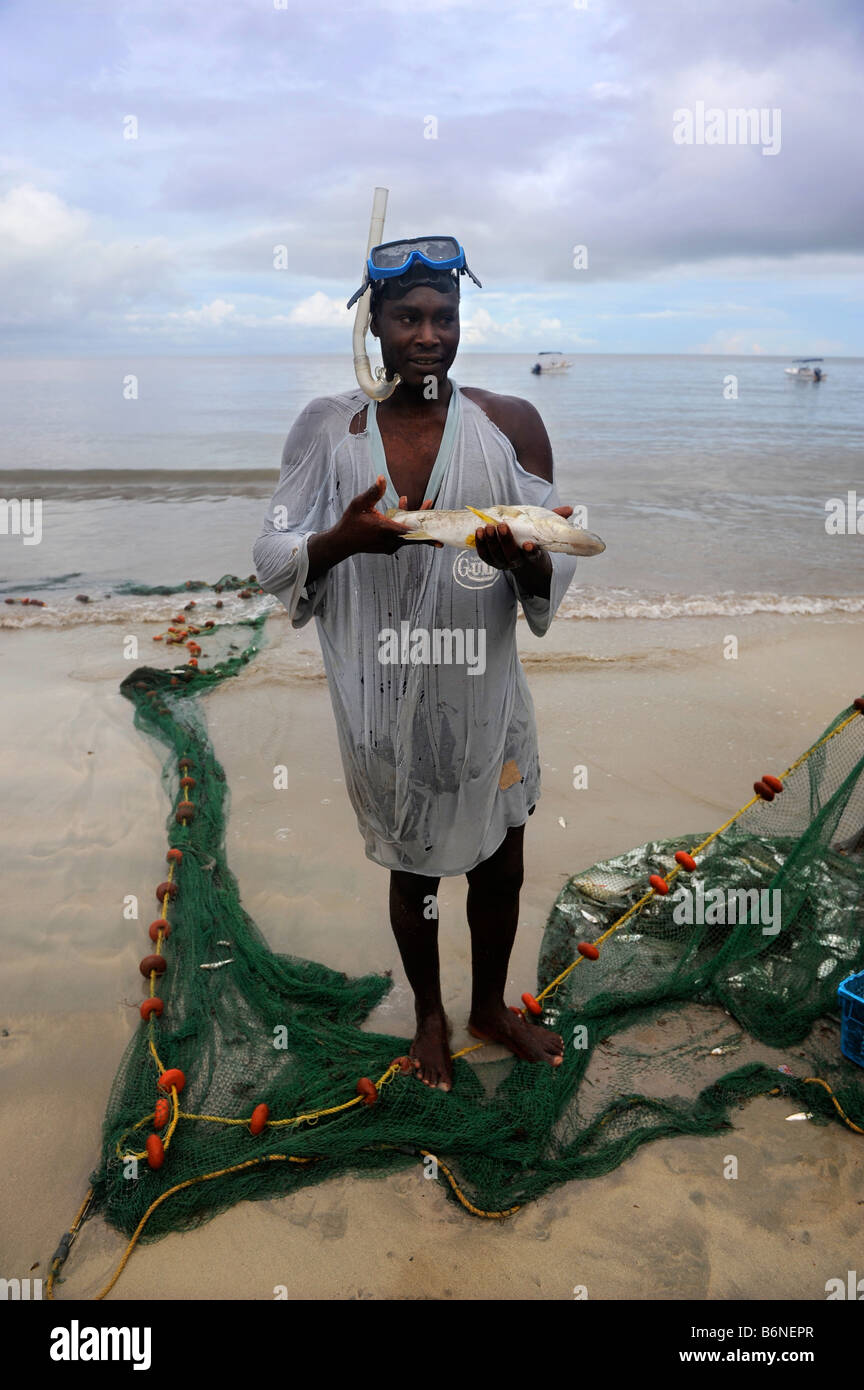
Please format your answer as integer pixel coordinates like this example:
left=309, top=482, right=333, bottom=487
left=1, top=0, right=862, bottom=356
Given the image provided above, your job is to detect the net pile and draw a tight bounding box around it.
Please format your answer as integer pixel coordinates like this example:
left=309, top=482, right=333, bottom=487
left=86, top=581, right=864, bottom=1247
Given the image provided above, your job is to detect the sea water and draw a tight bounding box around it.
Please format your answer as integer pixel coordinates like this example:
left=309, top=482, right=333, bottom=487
left=1, top=353, right=862, bottom=626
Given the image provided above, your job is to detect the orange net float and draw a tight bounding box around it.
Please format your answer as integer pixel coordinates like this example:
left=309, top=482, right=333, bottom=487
left=521, top=992, right=543, bottom=1016
left=356, top=1078, right=377, bottom=1106
left=249, top=1103, right=269, bottom=1135
left=154, top=1098, right=170, bottom=1129
left=139, top=954, right=167, bottom=978
left=394, top=1056, right=414, bottom=1075
left=187, top=659, right=199, bottom=669
left=675, top=851, right=697, bottom=871
left=180, top=776, right=196, bottom=790
left=139, top=997, right=164, bottom=1021
left=577, top=941, right=600, bottom=960
left=156, top=880, right=178, bottom=903
left=175, top=801, right=195, bottom=823
left=166, top=848, right=183, bottom=864
left=753, top=780, right=775, bottom=801
left=158, top=1068, right=186, bottom=1094
left=149, top=918, right=171, bottom=943
left=145, top=1135, right=165, bottom=1169
left=152, top=634, right=163, bottom=641
left=649, top=874, right=669, bottom=895
left=762, top=774, right=784, bottom=794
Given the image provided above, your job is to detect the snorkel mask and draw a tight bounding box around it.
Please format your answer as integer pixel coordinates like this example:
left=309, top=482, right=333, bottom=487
left=347, top=236, right=482, bottom=310
left=349, top=191, right=481, bottom=400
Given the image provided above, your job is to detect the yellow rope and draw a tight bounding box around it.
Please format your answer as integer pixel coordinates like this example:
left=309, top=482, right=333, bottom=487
left=83, top=1155, right=310, bottom=1301
left=803, top=1076, right=864, bottom=1134
left=419, top=1151, right=521, bottom=1218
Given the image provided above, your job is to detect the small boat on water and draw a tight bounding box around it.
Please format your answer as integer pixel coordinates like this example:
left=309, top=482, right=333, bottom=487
left=785, top=357, right=827, bottom=381
left=531, top=351, right=572, bottom=375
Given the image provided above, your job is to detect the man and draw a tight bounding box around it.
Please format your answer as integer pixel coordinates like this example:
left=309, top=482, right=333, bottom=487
left=253, top=238, right=578, bottom=1091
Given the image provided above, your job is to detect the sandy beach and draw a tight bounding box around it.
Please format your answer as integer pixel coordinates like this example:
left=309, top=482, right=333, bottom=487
left=2, top=605, right=862, bottom=1299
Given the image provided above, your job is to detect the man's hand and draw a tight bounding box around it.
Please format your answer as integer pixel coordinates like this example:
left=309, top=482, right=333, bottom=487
left=332, top=476, right=415, bottom=556
left=473, top=505, right=573, bottom=597
left=306, top=478, right=441, bottom=584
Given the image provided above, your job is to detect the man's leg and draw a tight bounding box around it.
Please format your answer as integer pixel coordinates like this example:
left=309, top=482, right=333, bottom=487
left=389, top=868, right=453, bottom=1090
left=466, top=824, right=563, bottom=1064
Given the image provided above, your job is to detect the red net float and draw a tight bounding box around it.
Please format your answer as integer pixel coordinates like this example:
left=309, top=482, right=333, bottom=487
left=178, top=758, right=194, bottom=771
left=154, top=1098, right=170, bottom=1128
left=249, top=1103, right=269, bottom=1135
left=753, top=780, right=775, bottom=801
left=180, top=776, right=196, bottom=790
left=175, top=801, right=195, bottom=823
left=204, top=620, right=215, bottom=628
left=521, top=992, right=543, bottom=1015
left=577, top=941, right=600, bottom=960
left=649, top=875, right=669, bottom=895
left=166, top=848, right=183, bottom=864
left=139, top=997, right=164, bottom=1021
left=187, top=659, right=199, bottom=669
left=170, top=677, right=180, bottom=687
left=149, top=918, right=171, bottom=942
left=762, top=774, right=784, bottom=794
left=152, top=634, right=163, bottom=641
left=156, top=880, right=178, bottom=903
left=139, top=954, right=166, bottom=978
left=675, top=851, right=697, bottom=871
left=145, top=1135, right=165, bottom=1169
left=394, top=1056, right=414, bottom=1075
left=356, top=1078, right=377, bottom=1106
left=854, top=697, right=864, bottom=712
left=158, top=1068, right=186, bottom=1094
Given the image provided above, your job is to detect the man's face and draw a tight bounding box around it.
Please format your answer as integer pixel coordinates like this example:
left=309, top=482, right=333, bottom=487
left=370, top=286, right=460, bottom=389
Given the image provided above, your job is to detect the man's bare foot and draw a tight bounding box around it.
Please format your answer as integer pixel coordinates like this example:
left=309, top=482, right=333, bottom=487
left=410, top=1009, right=453, bottom=1091
left=468, top=1003, right=564, bottom=1065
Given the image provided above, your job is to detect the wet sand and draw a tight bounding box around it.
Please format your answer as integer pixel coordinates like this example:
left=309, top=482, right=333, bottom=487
left=1, top=610, right=862, bottom=1299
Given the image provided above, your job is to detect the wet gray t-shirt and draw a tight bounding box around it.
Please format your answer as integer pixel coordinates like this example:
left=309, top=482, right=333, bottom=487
left=253, top=382, right=577, bottom=876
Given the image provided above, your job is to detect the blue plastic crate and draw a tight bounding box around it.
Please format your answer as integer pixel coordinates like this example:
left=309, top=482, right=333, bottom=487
left=838, top=970, right=864, bottom=1069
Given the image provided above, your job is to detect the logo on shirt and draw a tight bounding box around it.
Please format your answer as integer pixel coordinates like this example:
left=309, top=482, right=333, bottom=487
left=452, top=550, right=500, bottom=590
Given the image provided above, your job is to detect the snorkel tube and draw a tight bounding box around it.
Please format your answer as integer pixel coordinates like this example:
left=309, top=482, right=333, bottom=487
left=352, top=187, right=400, bottom=400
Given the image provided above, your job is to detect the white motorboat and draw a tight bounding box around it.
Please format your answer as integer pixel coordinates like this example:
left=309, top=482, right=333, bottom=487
left=531, top=351, right=572, bottom=375
left=785, top=357, right=827, bottom=380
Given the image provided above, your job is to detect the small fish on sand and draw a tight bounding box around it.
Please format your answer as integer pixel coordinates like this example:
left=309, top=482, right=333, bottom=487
left=384, top=503, right=606, bottom=556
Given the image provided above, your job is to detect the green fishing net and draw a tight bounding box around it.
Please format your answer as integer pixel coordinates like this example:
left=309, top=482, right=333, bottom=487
left=87, top=580, right=864, bottom=1240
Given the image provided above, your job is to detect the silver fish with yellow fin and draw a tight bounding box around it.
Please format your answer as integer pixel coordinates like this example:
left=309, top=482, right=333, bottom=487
left=384, top=504, right=605, bottom=556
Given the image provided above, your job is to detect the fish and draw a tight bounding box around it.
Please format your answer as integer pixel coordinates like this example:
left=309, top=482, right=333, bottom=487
left=383, top=504, right=606, bottom=556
